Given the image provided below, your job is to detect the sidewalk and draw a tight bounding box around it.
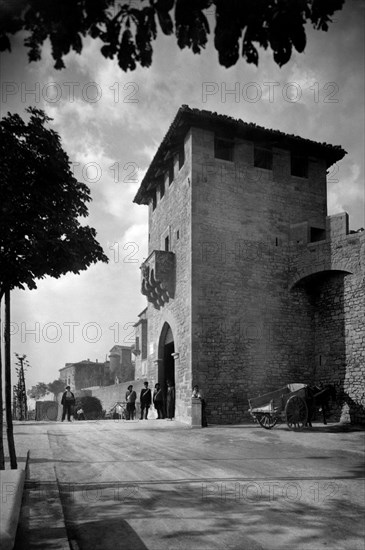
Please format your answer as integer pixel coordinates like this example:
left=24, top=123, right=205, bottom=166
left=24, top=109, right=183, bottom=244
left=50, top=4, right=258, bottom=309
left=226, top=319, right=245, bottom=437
left=1, top=432, right=27, bottom=550
left=1, top=468, right=26, bottom=550
left=2, top=424, right=70, bottom=549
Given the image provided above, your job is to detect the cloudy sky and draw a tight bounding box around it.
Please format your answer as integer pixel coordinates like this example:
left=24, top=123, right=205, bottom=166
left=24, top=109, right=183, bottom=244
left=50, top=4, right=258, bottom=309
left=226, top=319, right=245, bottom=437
left=1, top=1, right=364, bottom=392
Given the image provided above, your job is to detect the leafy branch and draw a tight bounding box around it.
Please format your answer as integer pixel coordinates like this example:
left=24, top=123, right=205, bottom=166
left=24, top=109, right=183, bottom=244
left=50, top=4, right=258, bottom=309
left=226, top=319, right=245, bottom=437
left=0, top=0, right=345, bottom=71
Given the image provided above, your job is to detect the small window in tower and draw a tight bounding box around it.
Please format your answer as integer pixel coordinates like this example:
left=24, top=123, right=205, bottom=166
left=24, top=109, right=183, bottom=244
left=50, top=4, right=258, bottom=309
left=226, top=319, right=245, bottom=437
left=254, top=147, right=273, bottom=170
left=310, top=227, right=326, bottom=242
left=160, top=181, right=165, bottom=198
left=179, top=147, right=185, bottom=169
left=176, top=229, right=180, bottom=240
left=291, top=154, right=308, bottom=178
left=152, top=191, right=157, bottom=211
left=165, top=235, right=169, bottom=251
left=215, top=136, right=234, bottom=161
left=168, top=163, right=174, bottom=186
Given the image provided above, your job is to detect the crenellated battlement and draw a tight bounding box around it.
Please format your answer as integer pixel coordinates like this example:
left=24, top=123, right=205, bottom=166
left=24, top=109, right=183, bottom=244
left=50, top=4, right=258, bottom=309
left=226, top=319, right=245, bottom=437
left=289, top=213, right=364, bottom=289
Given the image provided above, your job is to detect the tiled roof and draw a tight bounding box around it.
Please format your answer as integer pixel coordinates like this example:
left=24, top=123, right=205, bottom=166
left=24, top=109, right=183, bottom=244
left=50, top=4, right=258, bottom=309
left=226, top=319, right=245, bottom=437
left=109, top=345, right=132, bottom=353
left=59, top=360, right=102, bottom=371
left=134, top=105, right=347, bottom=205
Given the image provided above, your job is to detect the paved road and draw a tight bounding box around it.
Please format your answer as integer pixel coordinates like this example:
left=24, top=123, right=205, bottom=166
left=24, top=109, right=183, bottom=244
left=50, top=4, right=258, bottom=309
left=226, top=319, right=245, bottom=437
left=12, top=420, right=365, bottom=550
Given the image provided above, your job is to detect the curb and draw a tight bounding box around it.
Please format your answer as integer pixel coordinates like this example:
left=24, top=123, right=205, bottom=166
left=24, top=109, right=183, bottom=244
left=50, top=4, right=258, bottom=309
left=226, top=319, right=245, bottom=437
left=14, top=450, right=71, bottom=549
left=0, top=462, right=27, bottom=550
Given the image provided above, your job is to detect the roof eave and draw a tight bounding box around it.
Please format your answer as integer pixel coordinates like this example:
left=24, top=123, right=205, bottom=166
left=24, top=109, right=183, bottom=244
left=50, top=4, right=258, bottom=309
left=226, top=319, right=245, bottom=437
left=133, top=106, right=347, bottom=205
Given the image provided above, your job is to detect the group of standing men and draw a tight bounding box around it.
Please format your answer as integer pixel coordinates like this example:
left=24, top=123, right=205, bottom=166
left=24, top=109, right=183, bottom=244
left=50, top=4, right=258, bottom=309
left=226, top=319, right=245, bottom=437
left=61, top=381, right=206, bottom=425
left=125, top=380, right=175, bottom=420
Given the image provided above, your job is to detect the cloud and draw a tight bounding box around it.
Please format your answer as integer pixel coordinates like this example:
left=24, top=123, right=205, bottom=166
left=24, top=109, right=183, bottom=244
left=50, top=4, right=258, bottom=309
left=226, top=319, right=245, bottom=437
left=328, top=163, right=364, bottom=228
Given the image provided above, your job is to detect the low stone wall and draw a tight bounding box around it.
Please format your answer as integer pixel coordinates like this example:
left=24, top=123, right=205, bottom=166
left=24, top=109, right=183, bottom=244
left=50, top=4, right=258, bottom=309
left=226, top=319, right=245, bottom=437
left=79, top=380, right=150, bottom=413
left=35, top=401, right=61, bottom=422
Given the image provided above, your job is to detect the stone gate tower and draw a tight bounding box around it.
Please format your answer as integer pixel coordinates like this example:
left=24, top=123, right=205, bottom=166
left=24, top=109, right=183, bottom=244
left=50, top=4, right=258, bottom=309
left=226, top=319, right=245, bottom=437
left=134, top=106, right=365, bottom=425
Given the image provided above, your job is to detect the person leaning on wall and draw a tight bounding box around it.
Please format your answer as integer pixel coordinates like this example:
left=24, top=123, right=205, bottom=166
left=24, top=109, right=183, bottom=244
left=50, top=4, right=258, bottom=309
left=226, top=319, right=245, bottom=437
left=192, top=384, right=208, bottom=427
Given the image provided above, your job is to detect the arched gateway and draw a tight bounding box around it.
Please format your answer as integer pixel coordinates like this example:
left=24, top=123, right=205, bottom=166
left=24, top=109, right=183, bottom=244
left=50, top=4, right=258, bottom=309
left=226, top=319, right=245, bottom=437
left=157, top=323, right=175, bottom=396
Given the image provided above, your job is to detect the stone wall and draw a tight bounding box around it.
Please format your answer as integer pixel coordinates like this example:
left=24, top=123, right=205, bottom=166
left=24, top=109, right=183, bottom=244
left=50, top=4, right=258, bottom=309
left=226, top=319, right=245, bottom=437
left=144, top=130, right=193, bottom=424
left=341, top=262, right=365, bottom=423
left=290, top=220, right=365, bottom=423
left=190, top=127, right=329, bottom=423
left=79, top=379, right=149, bottom=414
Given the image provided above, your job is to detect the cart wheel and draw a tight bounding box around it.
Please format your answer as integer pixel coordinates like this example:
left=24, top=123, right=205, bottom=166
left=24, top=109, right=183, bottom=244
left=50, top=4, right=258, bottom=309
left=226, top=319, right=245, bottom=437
left=258, top=413, right=278, bottom=430
left=285, top=395, right=308, bottom=430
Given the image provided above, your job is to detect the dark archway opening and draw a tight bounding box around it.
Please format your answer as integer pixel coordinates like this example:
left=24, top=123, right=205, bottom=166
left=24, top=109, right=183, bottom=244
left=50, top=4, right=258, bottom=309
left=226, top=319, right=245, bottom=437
left=164, top=342, right=175, bottom=386
left=158, top=323, right=175, bottom=416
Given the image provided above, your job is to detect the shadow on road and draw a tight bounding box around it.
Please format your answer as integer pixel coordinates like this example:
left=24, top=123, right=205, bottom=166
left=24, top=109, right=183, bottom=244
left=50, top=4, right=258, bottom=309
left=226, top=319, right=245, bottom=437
left=56, top=472, right=365, bottom=550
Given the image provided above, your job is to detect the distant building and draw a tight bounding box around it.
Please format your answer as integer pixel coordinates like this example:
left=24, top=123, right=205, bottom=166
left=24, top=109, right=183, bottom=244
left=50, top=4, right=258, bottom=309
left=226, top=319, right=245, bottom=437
left=59, top=346, right=134, bottom=391
left=59, top=359, right=106, bottom=390
left=108, top=345, right=134, bottom=383
left=133, top=105, right=365, bottom=425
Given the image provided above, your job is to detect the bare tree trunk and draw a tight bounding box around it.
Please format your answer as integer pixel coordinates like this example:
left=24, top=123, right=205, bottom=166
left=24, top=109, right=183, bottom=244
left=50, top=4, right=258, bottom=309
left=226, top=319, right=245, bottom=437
left=5, top=289, right=17, bottom=469
left=0, top=295, right=5, bottom=469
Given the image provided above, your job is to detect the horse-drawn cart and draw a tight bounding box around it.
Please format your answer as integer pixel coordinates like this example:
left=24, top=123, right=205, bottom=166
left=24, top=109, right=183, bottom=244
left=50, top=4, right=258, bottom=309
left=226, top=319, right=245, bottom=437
left=248, top=383, right=309, bottom=430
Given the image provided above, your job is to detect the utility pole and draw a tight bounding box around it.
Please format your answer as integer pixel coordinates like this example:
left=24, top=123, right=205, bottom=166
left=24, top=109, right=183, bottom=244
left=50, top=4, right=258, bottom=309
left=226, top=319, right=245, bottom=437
left=18, top=355, right=27, bottom=420
left=15, top=354, right=28, bottom=421
left=12, top=385, right=18, bottom=419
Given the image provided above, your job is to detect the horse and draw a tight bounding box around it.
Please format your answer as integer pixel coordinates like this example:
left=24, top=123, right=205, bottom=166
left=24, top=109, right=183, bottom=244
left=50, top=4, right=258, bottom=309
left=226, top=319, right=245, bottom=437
left=305, top=384, right=337, bottom=427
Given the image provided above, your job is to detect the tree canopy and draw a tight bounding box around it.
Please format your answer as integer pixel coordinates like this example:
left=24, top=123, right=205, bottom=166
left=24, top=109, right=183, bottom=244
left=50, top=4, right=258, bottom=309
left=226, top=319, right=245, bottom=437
left=27, top=379, right=66, bottom=401
left=0, top=107, right=108, bottom=298
left=0, top=0, right=345, bottom=71
left=27, top=382, right=49, bottom=400
left=48, top=379, right=66, bottom=400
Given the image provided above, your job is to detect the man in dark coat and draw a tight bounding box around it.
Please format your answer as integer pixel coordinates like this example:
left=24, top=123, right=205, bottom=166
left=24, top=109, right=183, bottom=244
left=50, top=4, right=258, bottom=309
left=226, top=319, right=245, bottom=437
left=140, top=381, right=152, bottom=420
left=61, top=386, right=75, bottom=422
left=153, top=383, right=164, bottom=419
left=126, top=385, right=137, bottom=420
left=166, top=380, right=175, bottom=420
